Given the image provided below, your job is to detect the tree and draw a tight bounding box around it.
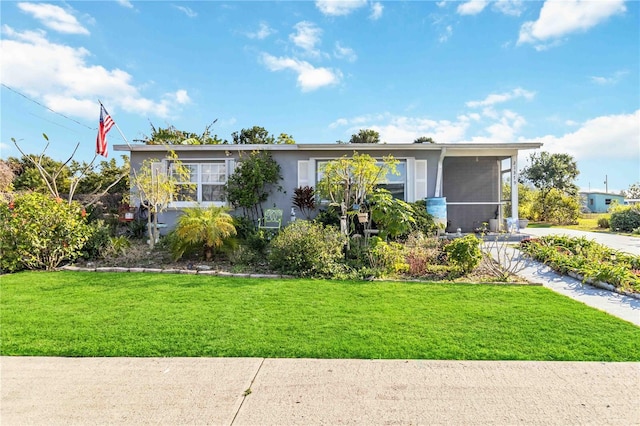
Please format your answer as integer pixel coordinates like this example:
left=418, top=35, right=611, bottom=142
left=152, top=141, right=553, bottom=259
left=224, top=150, right=282, bottom=223
left=349, top=129, right=380, bottom=144
left=276, top=133, right=296, bottom=145
left=10, top=135, right=128, bottom=207
left=316, top=152, right=398, bottom=236
left=520, top=152, right=579, bottom=221
left=621, top=182, right=640, bottom=199
left=72, top=157, right=130, bottom=195
left=231, top=126, right=275, bottom=144
left=171, top=205, right=237, bottom=261
left=129, top=152, right=190, bottom=249
left=138, top=121, right=226, bottom=145
left=413, top=136, right=435, bottom=144
left=0, top=160, right=14, bottom=194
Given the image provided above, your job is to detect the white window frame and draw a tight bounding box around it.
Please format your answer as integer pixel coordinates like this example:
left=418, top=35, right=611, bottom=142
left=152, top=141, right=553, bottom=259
left=169, top=158, right=234, bottom=208
left=301, top=157, right=421, bottom=202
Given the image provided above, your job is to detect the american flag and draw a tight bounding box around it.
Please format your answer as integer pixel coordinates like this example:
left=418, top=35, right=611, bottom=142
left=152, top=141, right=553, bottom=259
left=96, top=104, right=115, bottom=157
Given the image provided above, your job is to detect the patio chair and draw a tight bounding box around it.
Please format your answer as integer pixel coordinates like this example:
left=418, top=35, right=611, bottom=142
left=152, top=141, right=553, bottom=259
left=258, top=208, right=283, bottom=230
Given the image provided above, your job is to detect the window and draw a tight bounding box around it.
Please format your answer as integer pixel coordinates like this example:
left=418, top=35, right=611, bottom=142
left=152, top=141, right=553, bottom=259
left=314, top=159, right=408, bottom=200
left=605, top=198, right=612, bottom=205
left=589, top=199, right=594, bottom=206
left=170, top=161, right=228, bottom=205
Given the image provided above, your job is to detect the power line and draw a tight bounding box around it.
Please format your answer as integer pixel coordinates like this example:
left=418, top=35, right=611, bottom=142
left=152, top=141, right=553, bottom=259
left=1, top=83, right=96, bottom=130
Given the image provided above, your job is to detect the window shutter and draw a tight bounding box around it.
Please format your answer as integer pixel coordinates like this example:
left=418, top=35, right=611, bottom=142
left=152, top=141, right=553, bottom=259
left=414, top=160, right=427, bottom=201
left=298, top=160, right=310, bottom=187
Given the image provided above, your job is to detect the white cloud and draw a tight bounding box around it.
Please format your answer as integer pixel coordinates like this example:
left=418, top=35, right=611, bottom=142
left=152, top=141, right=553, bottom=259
left=466, top=88, right=535, bottom=108
left=116, top=0, right=133, bottom=9
left=315, top=0, right=367, bottom=16
left=457, top=0, right=489, bottom=16
left=518, top=0, right=626, bottom=48
left=536, top=110, right=640, bottom=159
left=260, top=53, right=342, bottom=92
left=174, top=5, right=197, bottom=18
left=590, top=70, right=628, bottom=85
left=471, top=109, right=527, bottom=142
left=290, top=21, right=323, bottom=56
left=17, top=2, right=89, bottom=35
left=247, top=22, right=275, bottom=40
left=370, top=2, right=383, bottom=20
left=329, top=113, right=469, bottom=143
left=493, top=0, right=524, bottom=17
left=439, top=25, right=453, bottom=43
left=334, top=42, right=357, bottom=62
left=0, top=25, right=188, bottom=120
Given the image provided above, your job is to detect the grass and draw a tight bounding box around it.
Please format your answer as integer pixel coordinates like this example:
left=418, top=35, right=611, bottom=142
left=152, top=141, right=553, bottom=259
left=528, top=214, right=610, bottom=232
left=1, top=272, right=639, bottom=361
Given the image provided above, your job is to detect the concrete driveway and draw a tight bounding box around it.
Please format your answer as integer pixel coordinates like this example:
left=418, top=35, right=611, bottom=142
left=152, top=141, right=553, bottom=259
left=2, top=357, right=639, bottom=425
left=522, top=227, right=640, bottom=255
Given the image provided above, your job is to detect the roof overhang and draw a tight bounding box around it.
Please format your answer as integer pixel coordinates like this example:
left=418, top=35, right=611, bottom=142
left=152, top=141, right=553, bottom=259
left=114, top=141, right=542, bottom=156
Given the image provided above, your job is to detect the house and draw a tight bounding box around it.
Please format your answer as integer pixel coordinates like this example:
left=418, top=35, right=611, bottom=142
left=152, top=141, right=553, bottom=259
left=580, top=191, right=625, bottom=213
left=114, top=142, right=542, bottom=233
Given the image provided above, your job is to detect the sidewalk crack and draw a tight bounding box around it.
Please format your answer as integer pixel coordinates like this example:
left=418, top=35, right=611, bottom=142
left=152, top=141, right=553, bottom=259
left=230, top=358, right=265, bottom=426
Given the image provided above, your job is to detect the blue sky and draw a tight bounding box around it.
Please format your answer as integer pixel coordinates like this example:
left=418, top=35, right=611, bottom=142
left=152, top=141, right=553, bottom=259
left=1, top=0, right=638, bottom=193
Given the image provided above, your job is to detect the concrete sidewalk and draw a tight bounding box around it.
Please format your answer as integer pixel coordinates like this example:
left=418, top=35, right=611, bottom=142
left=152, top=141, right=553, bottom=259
left=2, top=357, right=638, bottom=425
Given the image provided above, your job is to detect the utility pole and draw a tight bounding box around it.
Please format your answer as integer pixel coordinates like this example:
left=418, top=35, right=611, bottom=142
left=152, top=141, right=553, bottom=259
left=604, top=175, right=608, bottom=193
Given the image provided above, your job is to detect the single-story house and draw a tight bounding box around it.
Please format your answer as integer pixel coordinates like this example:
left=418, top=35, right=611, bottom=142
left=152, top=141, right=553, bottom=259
left=580, top=191, right=625, bottom=213
left=115, top=142, right=542, bottom=233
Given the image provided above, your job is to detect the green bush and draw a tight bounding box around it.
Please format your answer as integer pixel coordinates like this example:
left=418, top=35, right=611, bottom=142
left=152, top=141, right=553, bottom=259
left=369, top=189, right=416, bottom=239
left=82, top=220, right=112, bottom=259
left=0, top=192, right=94, bottom=272
left=367, top=237, right=408, bottom=276
left=409, top=200, right=437, bottom=236
left=530, top=189, right=580, bottom=225
left=268, top=220, right=346, bottom=278
left=610, top=205, right=640, bottom=233
left=444, top=234, right=482, bottom=274
left=597, top=217, right=610, bottom=229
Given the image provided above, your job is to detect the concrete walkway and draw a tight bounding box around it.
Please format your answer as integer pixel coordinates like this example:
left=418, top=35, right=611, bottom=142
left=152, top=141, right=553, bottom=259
left=2, top=357, right=638, bottom=425
left=484, top=241, right=640, bottom=326
left=523, top=227, right=640, bottom=255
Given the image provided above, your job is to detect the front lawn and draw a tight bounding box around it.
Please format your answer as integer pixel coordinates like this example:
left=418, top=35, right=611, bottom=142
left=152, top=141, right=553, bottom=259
left=1, top=272, right=638, bottom=361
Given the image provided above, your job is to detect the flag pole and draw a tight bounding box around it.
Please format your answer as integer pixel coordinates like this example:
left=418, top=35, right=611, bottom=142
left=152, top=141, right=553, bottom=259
left=99, top=100, right=132, bottom=149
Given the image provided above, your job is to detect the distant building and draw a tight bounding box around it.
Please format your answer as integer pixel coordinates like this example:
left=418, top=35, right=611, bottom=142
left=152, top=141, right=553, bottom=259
left=580, top=191, right=625, bottom=213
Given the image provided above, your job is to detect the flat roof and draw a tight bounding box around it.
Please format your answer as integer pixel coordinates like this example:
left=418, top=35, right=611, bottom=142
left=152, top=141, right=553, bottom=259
left=115, top=141, right=542, bottom=153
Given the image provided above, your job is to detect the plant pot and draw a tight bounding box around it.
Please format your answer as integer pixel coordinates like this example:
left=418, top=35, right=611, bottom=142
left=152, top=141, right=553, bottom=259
left=518, top=219, right=529, bottom=229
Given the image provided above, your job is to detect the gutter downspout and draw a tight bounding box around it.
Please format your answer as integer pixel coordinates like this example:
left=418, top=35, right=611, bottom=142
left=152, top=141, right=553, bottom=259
left=435, top=147, right=446, bottom=198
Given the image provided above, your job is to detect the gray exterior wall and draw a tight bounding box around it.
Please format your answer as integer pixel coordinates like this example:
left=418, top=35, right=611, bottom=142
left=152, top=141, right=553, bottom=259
left=119, top=142, right=541, bottom=233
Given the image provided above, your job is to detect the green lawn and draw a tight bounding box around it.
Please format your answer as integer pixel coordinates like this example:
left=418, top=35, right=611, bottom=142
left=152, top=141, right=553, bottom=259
left=2, top=272, right=638, bottom=361
left=528, top=214, right=609, bottom=232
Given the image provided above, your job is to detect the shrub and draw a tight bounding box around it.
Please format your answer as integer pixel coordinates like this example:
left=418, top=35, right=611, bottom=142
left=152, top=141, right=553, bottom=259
left=367, top=238, right=409, bottom=276
left=530, top=189, right=580, bottom=225
left=597, top=217, right=610, bottom=229
left=369, top=189, right=416, bottom=239
left=409, top=200, right=437, bottom=236
left=171, top=206, right=237, bottom=261
left=444, top=234, right=482, bottom=274
left=82, top=220, right=112, bottom=259
left=610, top=205, right=640, bottom=233
left=0, top=192, right=94, bottom=272
left=268, top=221, right=346, bottom=277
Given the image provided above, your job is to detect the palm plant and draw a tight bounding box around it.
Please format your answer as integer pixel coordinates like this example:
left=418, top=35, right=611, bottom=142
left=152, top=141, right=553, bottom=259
left=172, top=205, right=237, bottom=261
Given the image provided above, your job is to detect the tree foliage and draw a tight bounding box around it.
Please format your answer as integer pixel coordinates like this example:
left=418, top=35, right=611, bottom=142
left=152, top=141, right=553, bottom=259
left=413, top=136, right=435, bottom=144
left=231, top=126, right=275, bottom=144
left=621, top=182, right=640, bottom=199
left=8, top=154, right=71, bottom=194
left=349, top=129, right=381, bottom=144
left=224, top=151, right=282, bottom=223
left=139, top=121, right=226, bottom=145
left=520, top=152, right=579, bottom=222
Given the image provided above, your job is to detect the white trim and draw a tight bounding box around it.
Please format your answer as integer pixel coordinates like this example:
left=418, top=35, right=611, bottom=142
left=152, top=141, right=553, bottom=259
left=435, top=148, right=446, bottom=197
left=414, top=159, right=428, bottom=202
left=297, top=160, right=310, bottom=187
